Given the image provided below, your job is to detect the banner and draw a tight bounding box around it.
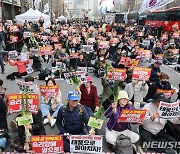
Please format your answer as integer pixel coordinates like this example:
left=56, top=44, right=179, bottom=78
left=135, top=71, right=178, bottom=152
left=54, top=44, right=62, bottom=50
left=8, top=50, right=18, bottom=60
left=82, top=45, right=94, bottom=53
left=40, top=85, right=59, bottom=97
left=70, top=135, right=103, bottom=153
left=40, top=46, right=53, bottom=55
left=16, top=80, right=35, bottom=93
left=10, top=35, right=18, bottom=43
left=64, top=71, right=86, bottom=85
left=88, top=117, right=103, bottom=129
left=31, top=135, right=64, bottom=153
left=107, top=68, right=126, bottom=81
left=156, top=89, right=175, bottom=98
left=99, top=41, right=110, bottom=49
left=132, top=67, right=152, bottom=81
left=158, top=101, right=180, bottom=119
left=10, top=26, right=19, bottom=32
left=8, top=94, right=39, bottom=113
left=118, top=109, right=147, bottom=123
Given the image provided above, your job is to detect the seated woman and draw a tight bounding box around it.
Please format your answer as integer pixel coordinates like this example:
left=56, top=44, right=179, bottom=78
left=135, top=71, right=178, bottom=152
left=104, top=91, right=139, bottom=150
left=40, top=78, right=62, bottom=127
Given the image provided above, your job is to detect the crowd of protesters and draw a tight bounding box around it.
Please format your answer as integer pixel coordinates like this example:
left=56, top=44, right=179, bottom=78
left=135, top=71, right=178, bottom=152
left=0, top=17, right=179, bottom=154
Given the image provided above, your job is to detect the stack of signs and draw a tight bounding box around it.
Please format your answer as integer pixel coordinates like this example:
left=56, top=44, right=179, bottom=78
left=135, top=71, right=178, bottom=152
left=8, top=50, right=18, bottom=60
left=107, top=68, right=126, bottom=81
left=99, top=41, right=110, bottom=49
left=158, top=101, right=180, bottom=119
left=70, top=135, right=103, bottom=153
left=155, top=54, right=164, bottom=60
left=82, top=45, right=94, bottom=53
left=64, top=71, right=86, bottom=85
left=10, top=35, right=18, bottom=43
left=31, top=135, right=64, bottom=153
left=54, top=44, right=62, bottom=50
left=16, top=80, right=35, bottom=93
left=23, top=32, right=31, bottom=38
left=118, top=109, right=147, bottom=123
left=8, top=94, right=39, bottom=114
left=10, top=26, right=19, bottom=32
left=132, top=67, right=152, bottom=81
left=156, top=89, right=175, bottom=99
left=40, top=46, right=53, bottom=55
left=88, top=117, right=103, bottom=129
left=40, top=85, right=59, bottom=97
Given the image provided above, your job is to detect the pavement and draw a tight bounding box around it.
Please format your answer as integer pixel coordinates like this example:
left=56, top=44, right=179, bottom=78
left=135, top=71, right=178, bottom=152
left=1, top=60, right=180, bottom=153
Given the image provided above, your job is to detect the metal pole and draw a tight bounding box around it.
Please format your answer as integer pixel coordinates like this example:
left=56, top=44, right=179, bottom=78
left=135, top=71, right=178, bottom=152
left=1, top=0, right=4, bottom=21
left=12, top=0, right=15, bottom=20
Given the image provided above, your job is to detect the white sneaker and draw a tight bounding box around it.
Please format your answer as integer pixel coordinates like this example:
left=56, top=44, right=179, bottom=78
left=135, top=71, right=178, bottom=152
left=43, top=118, right=50, bottom=125
left=50, top=118, right=56, bottom=127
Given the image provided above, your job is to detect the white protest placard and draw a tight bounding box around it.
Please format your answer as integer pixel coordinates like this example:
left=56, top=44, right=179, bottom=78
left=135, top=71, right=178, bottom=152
left=158, top=101, right=180, bottom=119
left=56, top=62, right=67, bottom=72
left=16, top=80, right=35, bottom=93
left=70, top=135, right=103, bottom=153
left=77, top=67, right=88, bottom=74
left=23, top=32, right=31, bottom=38
left=8, top=50, right=18, bottom=60
left=82, top=45, right=94, bottom=53
left=26, top=65, right=34, bottom=74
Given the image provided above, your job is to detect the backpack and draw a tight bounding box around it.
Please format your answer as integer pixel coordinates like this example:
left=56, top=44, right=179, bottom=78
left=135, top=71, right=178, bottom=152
left=115, top=134, right=133, bottom=154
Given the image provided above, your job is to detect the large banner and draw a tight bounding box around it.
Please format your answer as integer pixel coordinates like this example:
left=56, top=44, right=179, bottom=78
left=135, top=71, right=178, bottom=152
left=16, top=80, right=35, bottom=93
left=8, top=94, right=39, bottom=113
left=158, top=101, right=180, bottom=119
left=118, top=109, right=147, bottom=123
left=31, top=135, right=64, bottom=153
left=70, top=135, right=103, bottom=153
left=132, top=67, right=152, bottom=81
left=40, top=85, right=59, bottom=97
left=107, top=68, right=126, bottom=81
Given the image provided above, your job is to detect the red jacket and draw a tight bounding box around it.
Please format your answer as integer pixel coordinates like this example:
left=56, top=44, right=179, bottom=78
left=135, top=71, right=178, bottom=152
left=9, top=59, right=29, bottom=73
left=79, top=84, right=99, bottom=109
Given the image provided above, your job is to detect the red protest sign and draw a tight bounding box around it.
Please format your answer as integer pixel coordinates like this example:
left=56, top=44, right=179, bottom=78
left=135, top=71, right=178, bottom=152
left=51, top=37, right=59, bottom=43
left=40, top=85, right=59, bottom=97
left=31, top=135, right=64, bottom=153
left=54, top=44, right=62, bottom=50
left=141, top=50, right=152, bottom=58
left=40, top=46, right=53, bottom=55
left=119, top=109, right=147, bottom=123
left=130, top=58, right=140, bottom=67
left=156, top=89, right=175, bottom=99
left=107, top=68, right=126, bottom=81
left=8, top=94, right=39, bottom=114
left=10, top=35, right=18, bottom=43
left=10, top=26, right=19, bottom=32
left=155, top=54, right=164, bottom=60
left=70, top=52, right=79, bottom=59
left=99, top=41, right=110, bottom=49
left=132, top=67, right=152, bottom=81
left=119, top=57, right=131, bottom=67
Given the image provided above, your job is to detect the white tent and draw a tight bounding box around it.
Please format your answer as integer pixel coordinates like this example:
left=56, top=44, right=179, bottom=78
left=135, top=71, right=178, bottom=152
left=15, top=8, right=50, bottom=28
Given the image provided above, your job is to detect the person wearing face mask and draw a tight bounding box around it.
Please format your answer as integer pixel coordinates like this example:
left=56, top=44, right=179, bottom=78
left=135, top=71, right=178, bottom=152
left=152, top=42, right=164, bottom=56
left=124, top=79, right=149, bottom=109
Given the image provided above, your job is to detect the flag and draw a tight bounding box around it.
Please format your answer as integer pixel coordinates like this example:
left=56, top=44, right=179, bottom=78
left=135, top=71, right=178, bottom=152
left=138, top=0, right=174, bottom=14
left=43, top=3, right=49, bottom=13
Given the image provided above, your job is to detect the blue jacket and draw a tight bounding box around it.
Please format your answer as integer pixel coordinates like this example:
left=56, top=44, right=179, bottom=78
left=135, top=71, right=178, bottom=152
left=56, top=104, right=91, bottom=135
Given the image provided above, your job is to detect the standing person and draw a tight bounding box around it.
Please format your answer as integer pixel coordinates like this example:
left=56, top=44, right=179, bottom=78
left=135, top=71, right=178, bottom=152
left=40, top=78, right=62, bottom=127
left=6, top=54, right=29, bottom=80
left=0, top=79, right=7, bottom=103
left=78, top=76, right=99, bottom=116
left=0, top=32, right=5, bottom=74
left=104, top=91, right=139, bottom=150
left=56, top=90, right=94, bottom=152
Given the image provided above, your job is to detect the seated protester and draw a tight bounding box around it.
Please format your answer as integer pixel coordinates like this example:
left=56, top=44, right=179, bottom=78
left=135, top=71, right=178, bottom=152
left=124, top=79, right=149, bottom=109
left=104, top=91, right=139, bottom=150
left=152, top=42, right=163, bottom=56
left=0, top=98, right=9, bottom=152
left=40, top=78, right=62, bottom=127
left=9, top=110, right=46, bottom=153
left=111, top=48, right=122, bottom=68
left=29, top=54, right=41, bottom=72
left=163, top=46, right=177, bottom=65
left=74, top=53, right=87, bottom=70
left=0, top=79, right=7, bottom=103
left=38, top=55, right=53, bottom=80
left=148, top=60, right=162, bottom=83
left=6, top=54, right=29, bottom=80
left=56, top=90, right=94, bottom=152
left=93, top=58, right=106, bottom=78
left=139, top=93, right=180, bottom=154
left=77, top=76, right=99, bottom=116
left=145, top=73, right=172, bottom=102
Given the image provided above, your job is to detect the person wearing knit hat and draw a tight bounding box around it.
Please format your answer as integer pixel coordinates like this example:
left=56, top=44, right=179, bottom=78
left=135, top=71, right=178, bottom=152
left=104, top=90, right=139, bottom=151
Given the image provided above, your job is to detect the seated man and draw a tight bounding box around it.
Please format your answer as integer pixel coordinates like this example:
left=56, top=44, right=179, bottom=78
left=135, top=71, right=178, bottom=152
left=139, top=93, right=180, bottom=153
left=56, top=90, right=94, bottom=152
left=163, top=46, right=177, bottom=65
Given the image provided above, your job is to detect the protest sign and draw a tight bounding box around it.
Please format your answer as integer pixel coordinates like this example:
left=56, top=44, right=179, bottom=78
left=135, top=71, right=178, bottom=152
left=16, top=80, right=35, bottom=93
left=70, top=135, right=103, bottom=153
left=141, top=50, right=152, bottom=58
left=132, top=67, right=152, bottom=81
left=54, top=44, right=62, bottom=50
left=10, top=26, right=19, bottom=32
left=118, top=109, right=147, bottom=123
left=77, top=67, right=88, bottom=73
left=10, top=35, right=18, bottom=43
left=158, top=101, right=180, bottom=119
left=8, top=94, right=39, bottom=114
left=130, top=58, right=140, bottom=67
left=88, top=117, right=103, bottom=129
left=138, top=32, right=144, bottom=37
left=119, top=57, right=131, bottom=67
left=88, top=38, right=96, bottom=43
left=16, top=114, right=33, bottom=126
left=51, top=37, right=59, bottom=43
left=40, top=46, right=53, bottom=55
left=56, top=62, right=67, bottom=71
left=156, top=89, right=175, bottom=99
left=64, top=71, right=86, bottom=85
left=142, top=40, right=150, bottom=47
left=23, top=32, right=31, bottom=38
left=40, top=85, right=59, bottom=97
left=99, top=41, right=110, bottom=49
left=148, top=35, right=154, bottom=39
left=107, top=68, right=126, bottom=81
left=155, top=54, right=164, bottom=60
left=31, top=135, right=64, bottom=153
left=82, top=45, right=94, bottom=53
left=70, top=52, right=79, bottom=59
left=8, top=50, right=18, bottom=60
left=26, top=65, right=34, bottom=74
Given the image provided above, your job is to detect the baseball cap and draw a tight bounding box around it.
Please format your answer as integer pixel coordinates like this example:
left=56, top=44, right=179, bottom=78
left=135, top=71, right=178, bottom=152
left=67, top=90, right=80, bottom=101
left=85, top=76, right=92, bottom=83
left=153, top=93, right=168, bottom=102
